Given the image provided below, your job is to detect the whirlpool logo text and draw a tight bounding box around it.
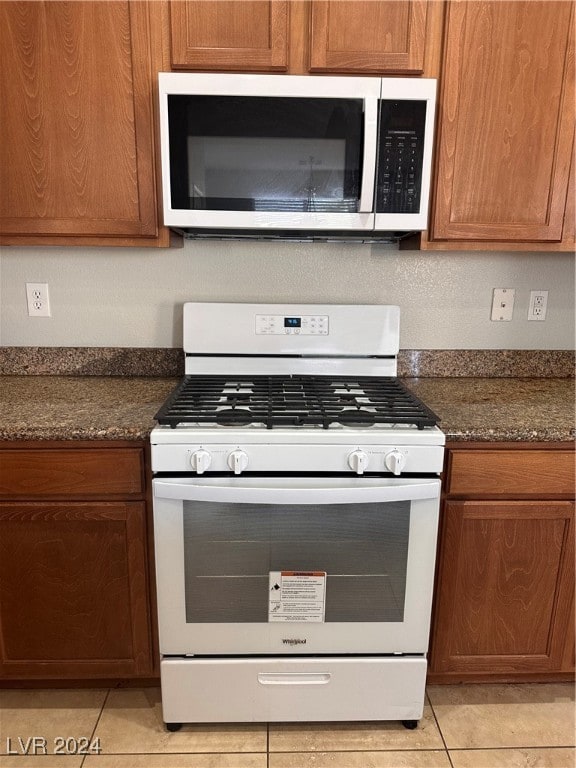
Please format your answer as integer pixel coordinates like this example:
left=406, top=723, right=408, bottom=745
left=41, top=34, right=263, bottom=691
left=282, top=639, right=307, bottom=646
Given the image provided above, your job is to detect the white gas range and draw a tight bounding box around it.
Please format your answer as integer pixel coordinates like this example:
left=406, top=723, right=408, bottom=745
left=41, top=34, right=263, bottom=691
left=150, top=303, right=445, bottom=730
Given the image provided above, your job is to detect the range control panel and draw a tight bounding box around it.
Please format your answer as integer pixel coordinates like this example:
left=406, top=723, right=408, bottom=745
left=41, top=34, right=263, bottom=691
left=256, top=314, right=329, bottom=335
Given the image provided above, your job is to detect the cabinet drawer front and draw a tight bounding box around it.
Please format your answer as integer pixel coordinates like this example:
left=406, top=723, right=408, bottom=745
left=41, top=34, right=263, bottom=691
left=0, top=449, right=144, bottom=498
left=447, top=450, right=575, bottom=497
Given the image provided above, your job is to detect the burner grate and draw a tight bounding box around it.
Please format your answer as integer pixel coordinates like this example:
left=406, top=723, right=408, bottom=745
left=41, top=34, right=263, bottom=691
left=155, top=376, right=440, bottom=430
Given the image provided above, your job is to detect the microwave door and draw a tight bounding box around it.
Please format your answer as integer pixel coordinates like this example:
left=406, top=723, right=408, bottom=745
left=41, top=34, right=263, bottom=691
left=159, top=73, right=379, bottom=231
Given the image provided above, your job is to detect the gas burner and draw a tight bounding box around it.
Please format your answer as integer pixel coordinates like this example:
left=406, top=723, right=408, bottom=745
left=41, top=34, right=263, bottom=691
left=221, top=394, right=253, bottom=408
left=215, top=409, right=254, bottom=426
left=337, top=409, right=376, bottom=426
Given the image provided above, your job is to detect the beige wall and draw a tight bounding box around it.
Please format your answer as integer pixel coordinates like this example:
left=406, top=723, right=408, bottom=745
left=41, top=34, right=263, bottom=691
left=1, top=241, right=574, bottom=349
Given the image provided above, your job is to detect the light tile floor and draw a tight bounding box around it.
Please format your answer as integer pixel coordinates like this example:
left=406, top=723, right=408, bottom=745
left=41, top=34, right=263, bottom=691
left=0, top=683, right=574, bottom=768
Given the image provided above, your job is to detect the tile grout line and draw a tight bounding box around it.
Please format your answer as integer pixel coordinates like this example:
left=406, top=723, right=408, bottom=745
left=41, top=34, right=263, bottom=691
left=264, top=746, right=464, bottom=755
left=70, top=747, right=576, bottom=755
left=61, top=747, right=576, bottom=760
left=265, top=748, right=477, bottom=755
left=78, top=751, right=271, bottom=756
left=426, top=688, right=576, bottom=755
left=427, top=691, right=455, bottom=768
left=448, top=746, right=576, bottom=752
left=79, top=688, right=111, bottom=768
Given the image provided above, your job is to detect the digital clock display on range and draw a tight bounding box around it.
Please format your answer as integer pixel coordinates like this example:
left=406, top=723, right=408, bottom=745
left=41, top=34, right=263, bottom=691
left=284, top=317, right=301, bottom=328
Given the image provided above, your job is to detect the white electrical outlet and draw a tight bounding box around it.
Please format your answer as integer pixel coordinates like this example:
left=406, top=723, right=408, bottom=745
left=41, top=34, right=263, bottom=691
left=491, top=288, right=515, bottom=321
left=26, top=283, right=51, bottom=317
left=528, top=290, right=548, bottom=321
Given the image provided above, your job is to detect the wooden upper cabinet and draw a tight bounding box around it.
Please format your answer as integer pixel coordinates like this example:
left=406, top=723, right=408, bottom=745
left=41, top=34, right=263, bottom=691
left=0, top=1, right=169, bottom=246
left=170, top=0, right=289, bottom=71
left=429, top=0, right=575, bottom=246
left=167, top=0, right=441, bottom=76
left=309, top=0, right=428, bottom=74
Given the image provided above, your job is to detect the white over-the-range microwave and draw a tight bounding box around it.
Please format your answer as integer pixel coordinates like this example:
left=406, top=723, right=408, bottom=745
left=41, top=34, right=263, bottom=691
left=158, top=73, right=436, bottom=238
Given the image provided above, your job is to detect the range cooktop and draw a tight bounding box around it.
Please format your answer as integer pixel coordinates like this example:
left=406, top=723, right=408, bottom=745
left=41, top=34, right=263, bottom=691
left=155, top=375, right=440, bottom=431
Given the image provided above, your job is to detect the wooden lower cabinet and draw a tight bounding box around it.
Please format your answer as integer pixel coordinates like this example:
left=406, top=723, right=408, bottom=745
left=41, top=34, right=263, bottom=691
left=0, top=443, right=156, bottom=681
left=429, top=445, right=575, bottom=683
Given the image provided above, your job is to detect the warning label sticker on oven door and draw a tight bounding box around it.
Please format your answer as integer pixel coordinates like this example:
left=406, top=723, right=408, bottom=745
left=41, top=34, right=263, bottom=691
left=268, top=571, right=326, bottom=622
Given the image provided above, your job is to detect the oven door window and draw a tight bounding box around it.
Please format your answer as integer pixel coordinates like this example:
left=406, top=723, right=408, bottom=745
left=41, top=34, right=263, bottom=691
left=167, top=96, right=364, bottom=214
left=182, top=501, right=409, bottom=623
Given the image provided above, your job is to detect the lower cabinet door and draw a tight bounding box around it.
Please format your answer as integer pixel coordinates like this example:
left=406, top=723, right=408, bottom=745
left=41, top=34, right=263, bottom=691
left=0, top=502, right=153, bottom=678
left=430, top=500, right=575, bottom=678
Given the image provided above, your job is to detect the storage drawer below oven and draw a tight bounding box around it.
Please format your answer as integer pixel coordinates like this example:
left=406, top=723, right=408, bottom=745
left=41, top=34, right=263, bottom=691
left=160, top=656, right=427, bottom=723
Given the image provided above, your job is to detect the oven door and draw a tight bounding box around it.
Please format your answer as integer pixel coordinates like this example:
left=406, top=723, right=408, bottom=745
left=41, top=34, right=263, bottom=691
left=153, top=476, right=440, bottom=656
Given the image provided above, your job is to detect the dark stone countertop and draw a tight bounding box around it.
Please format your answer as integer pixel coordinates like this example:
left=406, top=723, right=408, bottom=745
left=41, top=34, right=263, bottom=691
left=0, top=375, right=573, bottom=443
left=404, top=377, right=575, bottom=442
left=0, top=376, right=178, bottom=441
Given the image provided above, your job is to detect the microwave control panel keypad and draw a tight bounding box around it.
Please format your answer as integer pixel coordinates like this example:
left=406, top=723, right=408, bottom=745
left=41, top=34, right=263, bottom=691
left=377, top=99, right=427, bottom=214
left=379, top=132, right=421, bottom=211
left=256, top=315, right=329, bottom=335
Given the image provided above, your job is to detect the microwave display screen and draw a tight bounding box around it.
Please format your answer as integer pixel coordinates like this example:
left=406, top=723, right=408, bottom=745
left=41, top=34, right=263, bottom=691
left=168, top=96, right=364, bottom=214
left=284, top=317, right=301, bottom=328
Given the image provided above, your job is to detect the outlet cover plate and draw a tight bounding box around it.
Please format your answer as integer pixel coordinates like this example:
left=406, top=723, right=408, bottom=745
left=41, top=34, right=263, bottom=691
left=26, top=282, right=51, bottom=317
left=528, top=290, right=548, bottom=321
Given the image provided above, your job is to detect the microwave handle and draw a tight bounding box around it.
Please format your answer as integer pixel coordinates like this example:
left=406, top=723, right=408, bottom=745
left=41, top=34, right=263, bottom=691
left=153, top=478, right=440, bottom=505
left=358, top=97, right=378, bottom=213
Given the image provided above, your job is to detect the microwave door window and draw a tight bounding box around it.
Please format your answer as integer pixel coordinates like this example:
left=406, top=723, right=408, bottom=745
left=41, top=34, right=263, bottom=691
left=187, top=137, right=348, bottom=212
left=167, top=96, right=364, bottom=213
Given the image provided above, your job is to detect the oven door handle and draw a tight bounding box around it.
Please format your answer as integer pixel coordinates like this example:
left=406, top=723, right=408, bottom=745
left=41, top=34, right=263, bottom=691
left=153, top=477, right=440, bottom=505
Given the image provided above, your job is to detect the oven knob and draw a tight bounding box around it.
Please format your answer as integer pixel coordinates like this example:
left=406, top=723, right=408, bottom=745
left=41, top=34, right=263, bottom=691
left=385, top=450, right=405, bottom=476
left=190, top=449, right=212, bottom=474
left=348, top=450, right=368, bottom=475
left=228, top=449, right=249, bottom=475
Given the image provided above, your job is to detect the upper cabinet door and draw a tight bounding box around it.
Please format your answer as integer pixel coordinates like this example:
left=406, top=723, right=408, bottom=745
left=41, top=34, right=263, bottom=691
left=170, top=0, right=289, bottom=71
left=309, top=1, right=428, bottom=74
left=430, top=1, right=575, bottom=243
left=0, top=1, right=163, bottom=241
